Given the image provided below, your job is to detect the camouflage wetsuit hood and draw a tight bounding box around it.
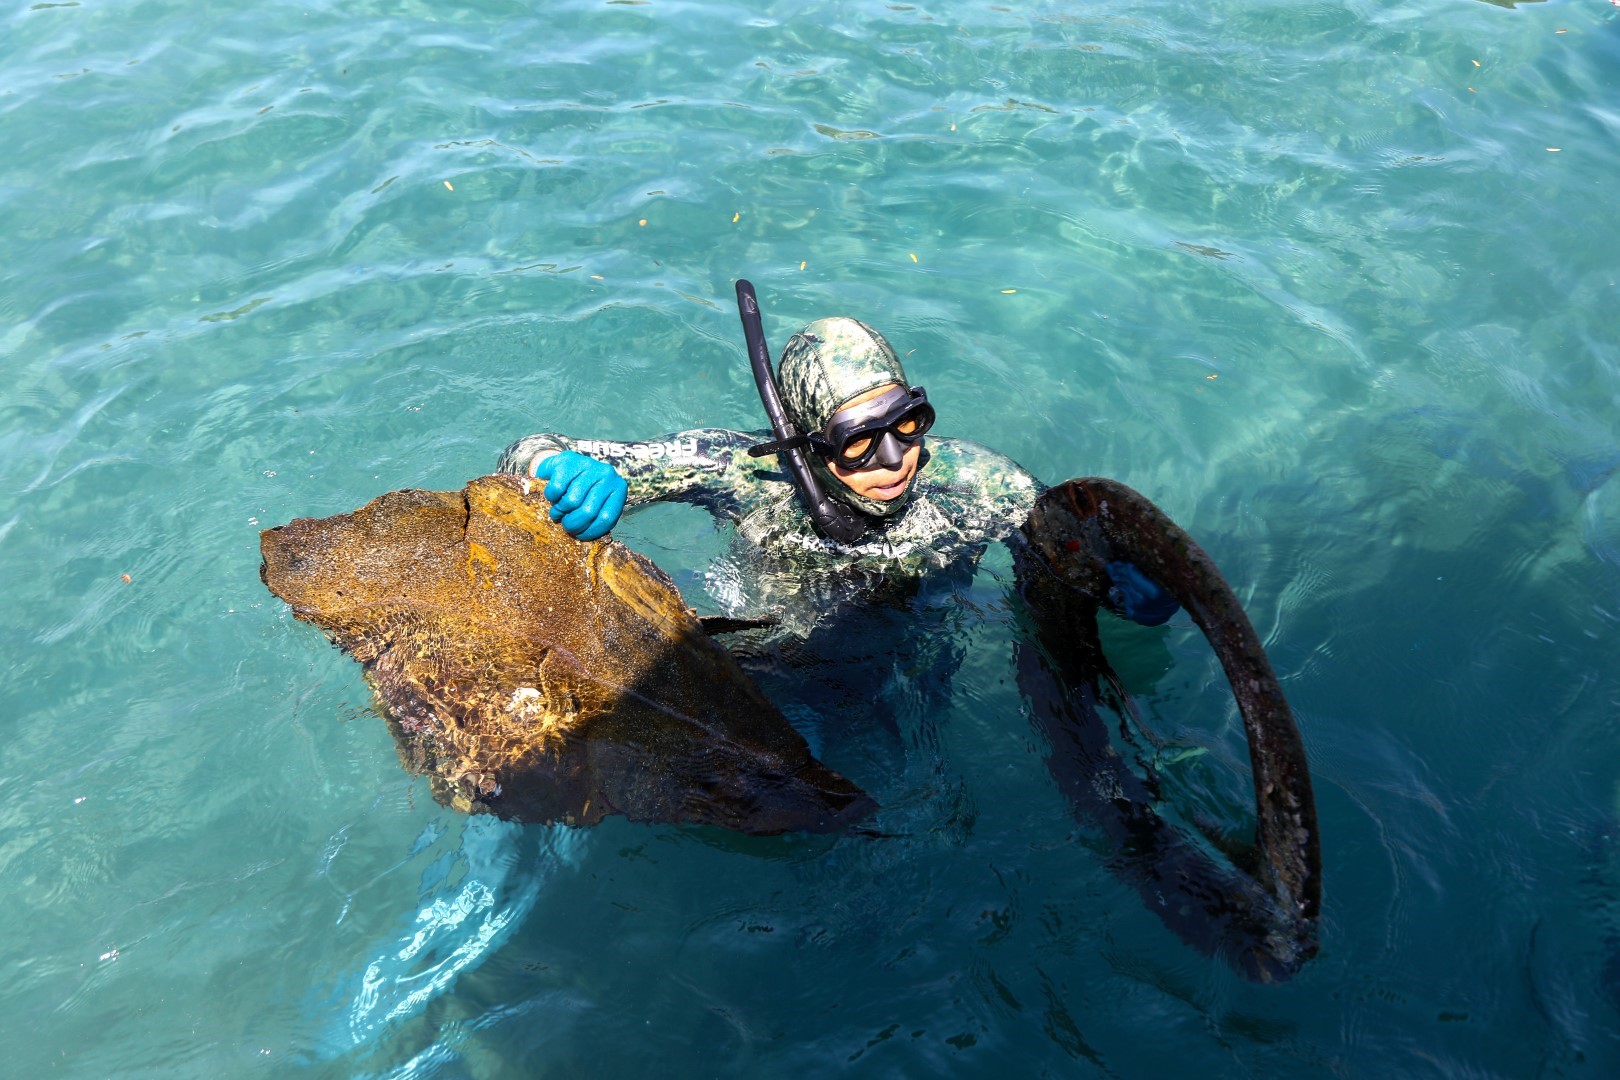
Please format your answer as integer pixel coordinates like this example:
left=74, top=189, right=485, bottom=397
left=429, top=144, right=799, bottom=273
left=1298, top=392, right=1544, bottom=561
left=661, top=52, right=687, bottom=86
left=777, top=317, right=914, bottom=519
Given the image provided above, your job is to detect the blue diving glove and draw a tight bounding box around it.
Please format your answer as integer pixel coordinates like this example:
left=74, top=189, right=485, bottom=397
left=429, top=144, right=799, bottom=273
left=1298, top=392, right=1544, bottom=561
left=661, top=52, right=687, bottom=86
left=533, top=451, right=628, bottom=541
left=1105, top=560, right=1180, bottom=627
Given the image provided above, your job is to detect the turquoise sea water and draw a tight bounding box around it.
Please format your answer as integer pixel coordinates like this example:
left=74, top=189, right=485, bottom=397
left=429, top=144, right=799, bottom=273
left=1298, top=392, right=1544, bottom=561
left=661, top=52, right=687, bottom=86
left=5, top=0, right=1620, bottom=1073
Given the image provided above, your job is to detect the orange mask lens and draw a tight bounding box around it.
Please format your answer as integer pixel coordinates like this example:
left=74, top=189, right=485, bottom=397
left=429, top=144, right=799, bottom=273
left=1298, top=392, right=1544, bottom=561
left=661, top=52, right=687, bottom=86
left=839, top=434, right=874, bottom=461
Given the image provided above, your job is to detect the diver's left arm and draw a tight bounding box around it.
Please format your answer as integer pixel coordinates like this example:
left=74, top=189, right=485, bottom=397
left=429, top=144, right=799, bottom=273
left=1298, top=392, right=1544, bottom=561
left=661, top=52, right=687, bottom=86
left=1102, top=560, right=1179, bottom=626
left=962, top=440, right=1180, bottom=626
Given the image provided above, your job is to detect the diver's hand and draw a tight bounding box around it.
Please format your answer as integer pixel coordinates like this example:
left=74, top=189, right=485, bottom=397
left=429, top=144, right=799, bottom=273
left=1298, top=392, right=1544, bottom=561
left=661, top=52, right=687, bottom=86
left=1106, top=560, right=1179, bottom=626
left=534, top=451, right=627, bottom=541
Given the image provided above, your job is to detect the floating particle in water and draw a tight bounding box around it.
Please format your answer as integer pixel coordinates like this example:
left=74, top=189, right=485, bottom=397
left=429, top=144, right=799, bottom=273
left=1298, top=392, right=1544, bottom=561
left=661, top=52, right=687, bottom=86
left=909, top=252, right=918, bottom=263
left=732, top=212, right=740, bottom=222
left=121, top=573, right=131, bottom=583
left=444, top=180, right=453, bottom=191
left=639, top=218, right=647, bottom=226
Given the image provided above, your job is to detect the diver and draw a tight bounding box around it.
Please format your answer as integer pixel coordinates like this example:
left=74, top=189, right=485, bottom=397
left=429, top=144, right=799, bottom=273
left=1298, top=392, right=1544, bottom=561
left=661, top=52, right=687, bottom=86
left=496, top=284, right=1319, bottom=978
left=496, top=290, right=1179, bottom=634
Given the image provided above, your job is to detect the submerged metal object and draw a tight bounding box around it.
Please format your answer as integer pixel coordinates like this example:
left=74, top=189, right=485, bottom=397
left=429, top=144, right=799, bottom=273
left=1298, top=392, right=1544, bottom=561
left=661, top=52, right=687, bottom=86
left=1016, top=477, right=1322, bottom=979
left=259, top=474, right=876, bottom=835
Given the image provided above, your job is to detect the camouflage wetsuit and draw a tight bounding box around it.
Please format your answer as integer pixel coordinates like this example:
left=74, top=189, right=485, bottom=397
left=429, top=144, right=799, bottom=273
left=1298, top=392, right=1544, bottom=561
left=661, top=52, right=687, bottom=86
left=498, top=317, right=1048, bottom=637
left=496, top=428, right=1043, bottom=636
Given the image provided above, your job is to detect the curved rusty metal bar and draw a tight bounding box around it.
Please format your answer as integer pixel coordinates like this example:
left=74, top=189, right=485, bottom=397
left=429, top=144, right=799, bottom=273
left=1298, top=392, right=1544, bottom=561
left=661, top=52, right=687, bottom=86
left=1018, top=477, right=1321, bottom=975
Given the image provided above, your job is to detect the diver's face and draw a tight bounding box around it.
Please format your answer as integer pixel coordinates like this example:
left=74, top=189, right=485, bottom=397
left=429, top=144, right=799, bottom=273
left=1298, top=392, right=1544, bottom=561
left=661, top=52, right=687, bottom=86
left=826, top=383, right=924, bottom=502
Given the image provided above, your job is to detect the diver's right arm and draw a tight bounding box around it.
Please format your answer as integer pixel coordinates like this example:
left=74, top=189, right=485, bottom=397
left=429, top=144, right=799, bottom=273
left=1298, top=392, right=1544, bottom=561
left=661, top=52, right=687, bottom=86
left=530, top=451, right=627, bottom=541
left=496, top=429, right=763, bottom=538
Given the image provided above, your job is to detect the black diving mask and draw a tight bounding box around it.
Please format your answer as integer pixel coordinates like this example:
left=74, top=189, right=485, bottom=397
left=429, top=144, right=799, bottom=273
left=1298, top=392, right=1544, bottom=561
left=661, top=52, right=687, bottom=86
left=809, top=385, right=934, bottom=471
left=747, top=385, right=934, bottom=471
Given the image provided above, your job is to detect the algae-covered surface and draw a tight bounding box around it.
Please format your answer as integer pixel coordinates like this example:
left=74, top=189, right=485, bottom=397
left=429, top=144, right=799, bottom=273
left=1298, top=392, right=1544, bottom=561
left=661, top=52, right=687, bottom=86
left=260, top=474, right=874, bottom=834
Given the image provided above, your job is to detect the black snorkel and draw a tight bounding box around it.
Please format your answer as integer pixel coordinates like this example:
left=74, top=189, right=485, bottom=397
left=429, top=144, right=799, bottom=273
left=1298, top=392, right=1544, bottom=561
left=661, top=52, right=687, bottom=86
left=735, top=279, right=868, bottom=545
